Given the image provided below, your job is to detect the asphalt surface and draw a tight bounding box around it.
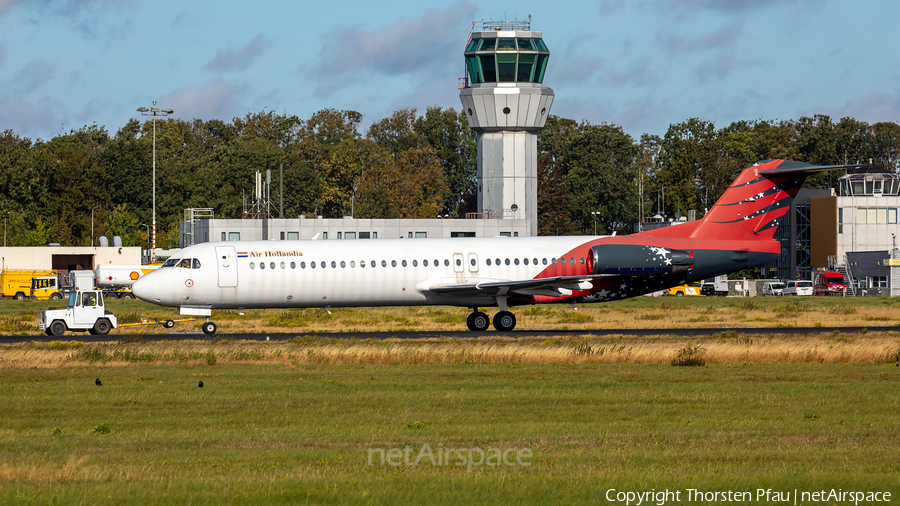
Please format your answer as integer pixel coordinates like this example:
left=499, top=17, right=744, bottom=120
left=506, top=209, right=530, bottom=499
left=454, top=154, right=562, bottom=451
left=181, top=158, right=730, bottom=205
left=3, top=326, right=896, bottom=343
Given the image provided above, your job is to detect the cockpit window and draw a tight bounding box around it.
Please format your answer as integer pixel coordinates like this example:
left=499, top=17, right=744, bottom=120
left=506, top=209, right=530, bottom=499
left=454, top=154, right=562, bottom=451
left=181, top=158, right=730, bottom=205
left=178, top=258, right=191, bottom=268
left=192, top=259, right=201, bottom=269
left=162, top=258, right=179, bottom=268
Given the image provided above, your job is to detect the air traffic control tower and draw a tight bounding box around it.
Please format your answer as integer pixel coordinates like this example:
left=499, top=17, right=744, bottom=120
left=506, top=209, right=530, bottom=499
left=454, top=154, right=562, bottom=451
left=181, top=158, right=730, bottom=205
left=459, top=17, right=553, bottom=236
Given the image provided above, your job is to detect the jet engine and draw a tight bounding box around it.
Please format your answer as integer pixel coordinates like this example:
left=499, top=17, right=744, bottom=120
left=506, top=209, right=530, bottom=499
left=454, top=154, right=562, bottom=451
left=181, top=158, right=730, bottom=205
left=586, top=244, right=693, bottom=276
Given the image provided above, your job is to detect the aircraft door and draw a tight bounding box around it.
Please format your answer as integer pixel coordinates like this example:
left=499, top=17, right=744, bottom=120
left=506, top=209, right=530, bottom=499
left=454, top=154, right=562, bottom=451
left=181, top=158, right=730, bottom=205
left=452, top=253, right=465, bottom=273
left=215, top=246, right=238, bottom=287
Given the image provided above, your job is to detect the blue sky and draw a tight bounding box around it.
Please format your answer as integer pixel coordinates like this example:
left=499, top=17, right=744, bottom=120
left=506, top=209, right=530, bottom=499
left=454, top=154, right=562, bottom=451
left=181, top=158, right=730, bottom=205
left=1, top=0, right=898, bottom=142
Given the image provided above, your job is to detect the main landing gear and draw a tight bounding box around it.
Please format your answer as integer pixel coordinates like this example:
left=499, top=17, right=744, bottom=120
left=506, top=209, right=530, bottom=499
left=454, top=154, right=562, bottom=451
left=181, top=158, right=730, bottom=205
left=466, top=308, right=517, bottom=332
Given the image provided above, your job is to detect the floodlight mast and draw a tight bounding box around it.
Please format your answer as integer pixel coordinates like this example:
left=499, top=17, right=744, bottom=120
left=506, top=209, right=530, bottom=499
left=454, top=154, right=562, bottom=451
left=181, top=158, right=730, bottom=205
left=137, top=102, right=174, bottom=263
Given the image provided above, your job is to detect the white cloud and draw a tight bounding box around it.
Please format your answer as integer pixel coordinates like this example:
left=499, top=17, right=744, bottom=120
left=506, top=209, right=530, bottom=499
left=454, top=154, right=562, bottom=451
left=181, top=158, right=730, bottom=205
left=160, top=79, right=246, bottom=122
left=205, top=35, right=270, bottom=72
left=307, top=0, right=476, bottom=97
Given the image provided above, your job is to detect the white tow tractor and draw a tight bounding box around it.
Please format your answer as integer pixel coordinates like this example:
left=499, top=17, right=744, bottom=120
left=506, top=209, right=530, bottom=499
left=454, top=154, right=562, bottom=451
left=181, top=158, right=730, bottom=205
left=39, top=290, right=118, bottom=336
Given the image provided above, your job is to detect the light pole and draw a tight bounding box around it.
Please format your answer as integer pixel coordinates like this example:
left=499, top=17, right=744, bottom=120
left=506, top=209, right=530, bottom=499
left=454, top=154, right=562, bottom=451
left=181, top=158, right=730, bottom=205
left=141, top=223, right=149, bottom=247
left=137, top=102, right=174, bottom=263
left=591, top=211, right=600, bottom=235
left=91, top=205, right=101, bottom=247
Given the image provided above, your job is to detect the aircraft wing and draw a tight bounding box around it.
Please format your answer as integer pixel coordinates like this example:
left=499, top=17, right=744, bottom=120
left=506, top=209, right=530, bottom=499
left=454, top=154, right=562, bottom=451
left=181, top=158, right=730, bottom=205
left=427, top=274, right=614, bottom=298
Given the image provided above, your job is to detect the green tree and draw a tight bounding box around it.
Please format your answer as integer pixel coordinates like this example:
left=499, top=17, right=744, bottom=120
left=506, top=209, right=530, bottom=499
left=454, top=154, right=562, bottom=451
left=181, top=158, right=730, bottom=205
left=414, top=107, right=477, bottom=218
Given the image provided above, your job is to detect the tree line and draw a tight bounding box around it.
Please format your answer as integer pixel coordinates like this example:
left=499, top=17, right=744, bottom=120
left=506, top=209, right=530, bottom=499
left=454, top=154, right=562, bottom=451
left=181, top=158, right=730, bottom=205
left=0, top=108, right=897, bottom=248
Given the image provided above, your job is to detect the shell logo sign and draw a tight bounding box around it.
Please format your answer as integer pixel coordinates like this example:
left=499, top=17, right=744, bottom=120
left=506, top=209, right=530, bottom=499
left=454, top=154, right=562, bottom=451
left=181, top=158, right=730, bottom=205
left=130, top=271, right=141, bottom=280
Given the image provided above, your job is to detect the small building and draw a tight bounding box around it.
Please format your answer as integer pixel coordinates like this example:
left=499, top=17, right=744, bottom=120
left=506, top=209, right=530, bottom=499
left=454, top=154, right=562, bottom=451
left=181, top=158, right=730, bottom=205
left=181, top=216, right=530, bottom=245
left=0, top=246, right=142, bottom=273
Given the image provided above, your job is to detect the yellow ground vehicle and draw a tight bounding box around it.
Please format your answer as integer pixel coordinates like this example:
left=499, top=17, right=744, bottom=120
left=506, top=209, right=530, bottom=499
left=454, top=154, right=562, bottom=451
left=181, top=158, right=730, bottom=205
left=0, top=269, right=57, bottom=300
left=30, top=276, right=64, bottom=300
left=666, top=281, right=705, bottom=296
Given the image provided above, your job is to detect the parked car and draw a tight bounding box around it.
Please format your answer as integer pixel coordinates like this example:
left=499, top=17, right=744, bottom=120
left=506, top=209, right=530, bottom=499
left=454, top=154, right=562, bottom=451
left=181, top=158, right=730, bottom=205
left=813, top=271, right=846, bottom=296
left=782, top=280, right=813, bottom=296
left=666, top=281, right=704, bottom=296
left=762, top=281, right=785, bottom=296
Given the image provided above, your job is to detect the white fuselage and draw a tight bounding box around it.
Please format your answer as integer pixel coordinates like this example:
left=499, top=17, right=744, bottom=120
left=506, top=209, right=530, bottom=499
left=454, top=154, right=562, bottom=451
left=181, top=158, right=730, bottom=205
left=132, top=236, right=603, bottom=313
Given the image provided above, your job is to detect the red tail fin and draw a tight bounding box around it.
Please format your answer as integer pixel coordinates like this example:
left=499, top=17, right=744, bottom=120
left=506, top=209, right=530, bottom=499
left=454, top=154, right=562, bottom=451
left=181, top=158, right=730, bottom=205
left=641, top=159, right=857, bottom=242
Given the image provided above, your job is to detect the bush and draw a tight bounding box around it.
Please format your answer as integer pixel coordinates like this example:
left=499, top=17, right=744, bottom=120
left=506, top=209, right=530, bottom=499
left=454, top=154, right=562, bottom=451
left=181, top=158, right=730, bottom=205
left=671, top=345, right=706, bottom=367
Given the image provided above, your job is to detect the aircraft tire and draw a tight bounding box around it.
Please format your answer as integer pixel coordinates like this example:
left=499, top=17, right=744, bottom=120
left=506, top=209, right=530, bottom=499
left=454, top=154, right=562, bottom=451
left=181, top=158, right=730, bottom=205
left=493, top=311, right=517, bottom=332
left=49, top=320, right=66, bottom=337
left=466, top=311, right=490, bottom=331
left=202, top=322, right=217, bottom=335
left=93, top=319, right=111, bottom=335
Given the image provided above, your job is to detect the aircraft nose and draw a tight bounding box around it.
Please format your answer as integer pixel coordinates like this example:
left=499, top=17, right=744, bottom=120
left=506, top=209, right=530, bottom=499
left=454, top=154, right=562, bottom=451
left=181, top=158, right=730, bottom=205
left=131, top=275, right=158, bottom=303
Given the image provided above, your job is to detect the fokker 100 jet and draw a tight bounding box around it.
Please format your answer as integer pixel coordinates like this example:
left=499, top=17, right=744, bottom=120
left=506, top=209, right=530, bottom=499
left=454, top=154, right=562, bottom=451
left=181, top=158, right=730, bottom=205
left=132, top=159, right=851, bottom=334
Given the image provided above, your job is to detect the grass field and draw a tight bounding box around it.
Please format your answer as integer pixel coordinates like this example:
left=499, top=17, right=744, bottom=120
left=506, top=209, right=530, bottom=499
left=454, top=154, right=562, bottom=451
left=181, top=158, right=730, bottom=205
left=1, top=362, right=899, bottom=504
left=2, top=294, right=900, bottom=335
left=2, top=298, right=900, bottom=504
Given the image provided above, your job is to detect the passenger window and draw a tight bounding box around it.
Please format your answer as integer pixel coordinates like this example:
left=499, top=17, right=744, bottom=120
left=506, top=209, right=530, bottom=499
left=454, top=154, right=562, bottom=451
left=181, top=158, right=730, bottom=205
left=561, top=258, right=566, bottom=265
left=413, top=260, right=418, bottom=267
left=534, top=258, right=538, bottom=265
left=260, top=262, right=266, bottom=270
left=456, top=258, right=462, bottom=266
left=424, top=260, right=429, bottom=267
left=487, top=259, right=492, bottom=266
left=370, top=260, right=376, bottom=268
left=341, top=261, right=346, bottom=268
left=311, top=262, right=316, bottom=269
left=524, top=258, right=529, bottom=265
left=434, top=259, right=439, bottom=266
left=331, top=261, right=337, bottom=268
left=495, top=258, right=500, bottom=265
left=570, top=257, right=575, bottom=265
left=351, top=261, right=356, bottom=268
left=290, top=262, right=296, bottom=269
left=514, top=258, right=520, bottom=265
left=391, top=260, right=397, bottom=267
left=402, top=260, right=407, bottom=267
left=300, top=262, right=306, bottom=268
left=360, top=260, right=366, bottom=268
left=321, top=262, right=326, bottom=268
left=250, top=262, right=256, bottom=270
left=280, top=262, right=286, bottom=269
left=542, top=258, right=547, bottom=265
left=270, top=262, right=276, bottom=269
left=505, top=259, right=510, bottom=265
left=551, top=258, right=557, bottom=265
left=382, top=260, right=387, bottom=267
left=444, top=259, right=450, bottom=266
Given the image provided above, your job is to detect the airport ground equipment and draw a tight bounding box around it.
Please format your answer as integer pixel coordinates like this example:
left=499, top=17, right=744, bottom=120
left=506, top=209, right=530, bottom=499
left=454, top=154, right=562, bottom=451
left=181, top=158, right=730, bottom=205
left=1, top=269, right=57, bottom=300
left=39, top=290, right=117, bottom=336
left=119, top=317, right=196, bottom=329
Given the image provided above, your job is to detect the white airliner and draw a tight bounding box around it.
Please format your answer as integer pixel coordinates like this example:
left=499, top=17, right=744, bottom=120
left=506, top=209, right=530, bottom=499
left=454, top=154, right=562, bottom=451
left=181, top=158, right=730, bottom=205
left=131, top=160, right=851, bottom=334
